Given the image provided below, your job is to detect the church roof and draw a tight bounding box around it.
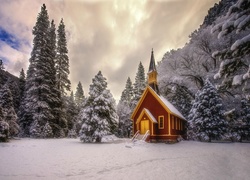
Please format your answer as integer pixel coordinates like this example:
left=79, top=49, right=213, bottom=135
left=158, top=94, right=186, bottom=120
left=148, top=49, right=156, bottom=73
left=131, top=86, right=186, bottom=120
left=144, top=108, right=158, bottom=123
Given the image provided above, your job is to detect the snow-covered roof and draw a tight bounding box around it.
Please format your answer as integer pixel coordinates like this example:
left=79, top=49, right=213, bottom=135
left=131, top=86, right=186, bottom=121
left=148, top=86, right=186, bottom=120
left=158, top=95, right=186, bottom=120
left=144, top=108, right=158, bottom=123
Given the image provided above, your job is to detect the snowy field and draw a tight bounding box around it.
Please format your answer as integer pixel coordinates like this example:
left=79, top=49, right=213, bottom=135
left=0, top=138, right=250, bottom=180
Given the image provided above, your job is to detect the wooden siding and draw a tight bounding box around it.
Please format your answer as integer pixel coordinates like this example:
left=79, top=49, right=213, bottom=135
left=133, top=90, right=169, bottom=135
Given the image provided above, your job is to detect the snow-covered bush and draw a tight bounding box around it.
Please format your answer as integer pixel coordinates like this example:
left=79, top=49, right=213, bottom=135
left=68, top=129, right=77, bottom=138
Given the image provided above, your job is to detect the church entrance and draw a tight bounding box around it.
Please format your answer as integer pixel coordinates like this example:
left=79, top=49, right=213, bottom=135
left=140, top=120, right=149, bottom=134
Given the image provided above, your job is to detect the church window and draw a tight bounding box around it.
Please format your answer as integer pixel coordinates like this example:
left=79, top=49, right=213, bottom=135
left=158, top=116, right=164, bottom=129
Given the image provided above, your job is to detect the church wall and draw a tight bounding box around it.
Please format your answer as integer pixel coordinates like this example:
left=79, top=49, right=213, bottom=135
left=133, top=91, right=169, bottom=135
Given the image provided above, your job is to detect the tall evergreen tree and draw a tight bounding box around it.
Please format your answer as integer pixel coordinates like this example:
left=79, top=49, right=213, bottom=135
left=0, top=83, right=19, bottom=137
left=167, top=84, right=193, bottom=118
left=131, top=62, right=146, bottom=108
left=79, top=71, right=118, bottom=142
left=0, top=106, right=9, bottom=142
left=18, top=68, right=26, bottom=104
left=117, top=77, right=133, bottom=137
left=19, top=4, right=59, bottom=137
left=65, top=91, right=78, bottom=132
left=55, top=18, right=71, bottom=96
left=75, top=81, right=85, bottom=106
left=48, top=19, right=67, bottom=137
left=188, top=79, right=228, bottom=142
left=239, top=98, right=250, bottom=141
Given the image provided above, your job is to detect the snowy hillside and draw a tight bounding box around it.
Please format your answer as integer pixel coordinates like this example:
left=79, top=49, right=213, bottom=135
left=0, top=138, right=249, bottom=180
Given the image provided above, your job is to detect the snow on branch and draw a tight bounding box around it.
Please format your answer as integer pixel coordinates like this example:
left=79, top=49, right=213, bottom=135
left=231, top=34, right=250, bottom=51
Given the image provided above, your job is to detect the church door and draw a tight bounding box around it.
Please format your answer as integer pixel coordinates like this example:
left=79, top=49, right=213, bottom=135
left=140, top=120, right=149, bottom=134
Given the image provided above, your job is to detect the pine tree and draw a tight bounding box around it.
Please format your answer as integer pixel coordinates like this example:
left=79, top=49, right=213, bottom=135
left=0, top=59, right=4, bottom=87
left=19, top=4, right=58, bottom=137
left=131, top=62, right=146, bottom=109
left=79, top=71, right=118, bottom=142
left=55, top=18, right=71, bottom=96
left=188, top=79, right=228, bottom=142
left=0, top=106, right=9, bottom=142
left=168, top=84, right=193, bottom=118
left=48, top=19, right=68, bottom=138
left=18, top=68, right=26, bottom=104
left=65, top=91, right=78, bottom=131
left=117, top=77, right=133, bottom=137
left=238, top=98, right=250, bottom=141
left=0, top=83, right=19, bottom=137
left=75, top=81, right=85, bottom=107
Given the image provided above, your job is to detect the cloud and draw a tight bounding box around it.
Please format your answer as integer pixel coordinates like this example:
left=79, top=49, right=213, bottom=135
left=0, top=0, right=219, bottom=101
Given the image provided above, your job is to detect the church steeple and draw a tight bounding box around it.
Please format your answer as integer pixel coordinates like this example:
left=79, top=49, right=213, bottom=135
left=148, top=49, right=159, bottom=94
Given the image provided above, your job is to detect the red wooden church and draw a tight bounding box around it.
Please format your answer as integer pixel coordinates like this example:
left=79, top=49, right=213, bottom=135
left=131, top=49, right=186, bottom=142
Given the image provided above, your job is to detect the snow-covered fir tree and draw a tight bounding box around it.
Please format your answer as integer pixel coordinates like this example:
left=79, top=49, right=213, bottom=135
left=75, top=81, right=85, bottom=107
left=79, top=71, right=118, bottom=142
left=19, top=4, right=63, bottom=138
left=0, top=83, right=19, bottom=137
left=167, top=84, right=193, bottom=119
left=65, top=91, right=78, bottom=134
left=117, top=77, right=133, bottom=137
left=0, top=59, right=4, bottom=86
left=18, top=69, right=26, bottom=105
left=55, top=18, right=71, bottom=95
left=0, top=106, right=9, bottom=142
left=48, top=19, right=68, bottom=138
left=188, top=79, right=228, bottom=142
left=238, top=98, right=250, bottom=141
left=131, top=62, right=146, bottom=109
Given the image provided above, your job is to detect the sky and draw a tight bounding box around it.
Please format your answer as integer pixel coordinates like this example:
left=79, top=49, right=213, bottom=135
left=0, top=0, right=220, bottom=102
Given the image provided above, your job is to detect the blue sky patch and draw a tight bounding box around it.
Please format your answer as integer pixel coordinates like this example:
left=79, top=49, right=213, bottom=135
left=0, top=28, right=20, bottom=49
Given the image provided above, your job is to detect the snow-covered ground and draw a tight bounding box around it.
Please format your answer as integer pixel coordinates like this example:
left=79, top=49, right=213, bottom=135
left=0, top=138, right=250, bottom=180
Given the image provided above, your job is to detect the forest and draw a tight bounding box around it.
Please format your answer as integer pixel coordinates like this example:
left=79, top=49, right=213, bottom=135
left=0, top=0, right=250, bottom=142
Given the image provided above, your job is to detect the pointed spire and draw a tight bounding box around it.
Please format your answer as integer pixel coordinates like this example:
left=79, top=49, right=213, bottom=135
left=147, top=48, right=160, bottom=94
left=148, top=48, right=156, bottom=72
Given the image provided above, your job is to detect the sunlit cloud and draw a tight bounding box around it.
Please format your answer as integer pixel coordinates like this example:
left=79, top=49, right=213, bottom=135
left=0, top=0, right=220, bottom=101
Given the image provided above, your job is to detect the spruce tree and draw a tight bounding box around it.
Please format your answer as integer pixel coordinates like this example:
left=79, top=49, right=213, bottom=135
left=19, top=4, right=58, bottom=137
left=79, top=71, right=118, bottom=142
left=75, top=81, right=85, bottom=107
left=0, top=106, right=9, bottom=142
left=239, top=98, right=250, bottom=141
left=131, top=62, right=146, bottom=108
left=18, top=68, right=26, bottom=104
left=0, top=59, right=4, bottom=87
left=188, top=79, right=228, bottom=142
left=0, top=84, right=19, bottom=137
left=65, top=91, right=78, bottom=131
left=48, top=19, right=67, bottom=137
left=117, top=77, right=133, bottom=137
left=55, top=18, right=71, bottom=95
left=168, top=85, right=193, bottom=118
